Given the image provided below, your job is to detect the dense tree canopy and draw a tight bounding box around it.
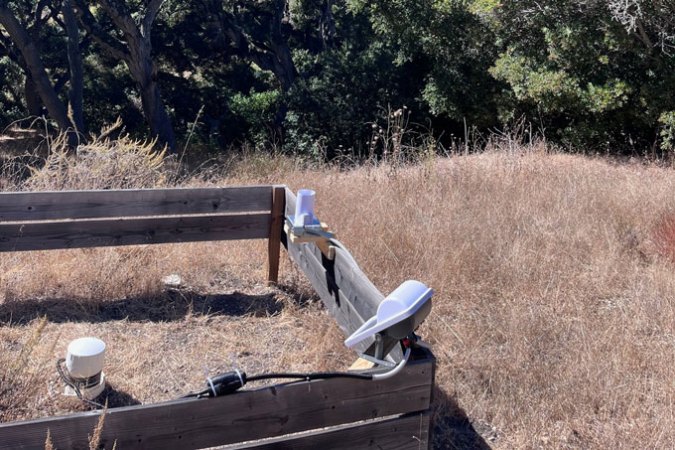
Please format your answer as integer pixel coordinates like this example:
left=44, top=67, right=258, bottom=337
left=0, top=0, right=673, bottom=155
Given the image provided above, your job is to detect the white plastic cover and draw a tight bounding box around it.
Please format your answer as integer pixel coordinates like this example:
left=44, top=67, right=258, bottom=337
left=66, top=337, right=106, bottom=378
left=344, top=280, right=433, bottom=348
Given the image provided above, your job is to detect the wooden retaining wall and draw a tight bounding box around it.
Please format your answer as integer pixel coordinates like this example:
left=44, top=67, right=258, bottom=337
left=0, top=185, right=434, bottom=449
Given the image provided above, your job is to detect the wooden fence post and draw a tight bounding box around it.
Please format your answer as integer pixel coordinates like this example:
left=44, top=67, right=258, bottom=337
left=267, top=185, right=286, bottom=284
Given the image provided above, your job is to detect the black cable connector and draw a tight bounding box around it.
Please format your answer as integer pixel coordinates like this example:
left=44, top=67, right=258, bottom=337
left=206, top=370, right=247, bottom=397
left=181, top=371, right=246, bottom=398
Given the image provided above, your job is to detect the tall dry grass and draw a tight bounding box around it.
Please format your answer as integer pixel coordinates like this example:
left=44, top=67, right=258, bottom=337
left=252, top=146, right=675, bottom=449
left=0, top=317, right=55, bottom=423
left=1, top=128, right=675, bottom=448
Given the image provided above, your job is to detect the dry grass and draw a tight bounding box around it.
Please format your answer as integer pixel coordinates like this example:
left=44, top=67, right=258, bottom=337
left=0, top=241, right=346, bottom=416
left=227, top=145, right=675, bottom=449
left=1, top=131, right=675, bottom=448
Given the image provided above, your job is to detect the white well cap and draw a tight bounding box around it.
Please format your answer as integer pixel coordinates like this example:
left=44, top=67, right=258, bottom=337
left=66, top=337, right=106, bottom=379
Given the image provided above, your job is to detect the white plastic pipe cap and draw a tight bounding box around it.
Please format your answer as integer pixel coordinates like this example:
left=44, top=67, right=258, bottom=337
left=294, top=189, right=317, bottom=227
left=66, top=337, right=106, bottom=379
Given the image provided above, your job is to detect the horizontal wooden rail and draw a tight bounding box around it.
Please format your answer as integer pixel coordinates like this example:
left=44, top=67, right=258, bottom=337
left=0, top=213, right=271, bottom=252
left=0, top=354, right=433, bottom=450
left=0, top=185, right=284, bottom=281
left=0, top=186, right=272, bottom=221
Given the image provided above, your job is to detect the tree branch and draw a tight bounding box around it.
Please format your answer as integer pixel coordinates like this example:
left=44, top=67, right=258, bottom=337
left=97, top=0, right=140, bottom=40
left=32, top=0, right=52, bottom=34
left=0, top=4, right=74, bottom=132
left=141, top=0, right=164, bottom=39
left=636, top=19, right=654, bottom=50
left=72, top=0, right=129, bottom=61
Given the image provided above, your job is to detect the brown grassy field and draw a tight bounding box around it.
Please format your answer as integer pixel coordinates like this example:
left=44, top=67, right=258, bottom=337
left=1, top=134, right=675, bottom=449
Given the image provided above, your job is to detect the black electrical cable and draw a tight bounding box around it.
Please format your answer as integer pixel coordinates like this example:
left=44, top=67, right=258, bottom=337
left=179, top=370, right=374, bottom=399
left=246, top=372, right=372, bottom=382
left=56, top=358, right=106, bottom=409
left=181, top=343, right=413, bottom=399
left=181, top=388, right=210, bottom=399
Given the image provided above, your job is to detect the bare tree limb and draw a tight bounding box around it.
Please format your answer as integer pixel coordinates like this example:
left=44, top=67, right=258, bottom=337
left=0, top=4, right=75, bottom=142
left=73, top=0, right=175, bottom=149
left=142, top=0, right=165, bottom=39
left=97, top=0, right=140, bottom=39
left=72, top=0, right=129, bottom=61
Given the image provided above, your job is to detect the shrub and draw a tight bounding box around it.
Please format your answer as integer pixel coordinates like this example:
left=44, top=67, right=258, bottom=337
left=25, top=120, right=170, bottom=191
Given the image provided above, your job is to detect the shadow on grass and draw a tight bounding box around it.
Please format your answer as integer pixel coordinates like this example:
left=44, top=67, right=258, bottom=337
left=99, top=385, right=142, bottom=408
left=432, top=385, right=494, bottom=449
left=0, top=290, right=285, bottom=325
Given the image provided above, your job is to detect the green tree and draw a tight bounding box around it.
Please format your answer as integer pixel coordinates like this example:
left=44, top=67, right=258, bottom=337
left=0, top=1, right=78, bottom=143
left=74, top=0, right=176, bottom=150
left=348, top=0, right=500, bottom=128
left=492, top=0, right=675, bottom=151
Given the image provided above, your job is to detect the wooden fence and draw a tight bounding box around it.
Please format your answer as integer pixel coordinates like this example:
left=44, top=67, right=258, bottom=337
left=0, top=185, right=435, bottom=449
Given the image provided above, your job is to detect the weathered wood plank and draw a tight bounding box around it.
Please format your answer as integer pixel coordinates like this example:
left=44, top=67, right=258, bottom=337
left=267, top=186, right=285, bottom=284
left=286, top=234, right=371, bottom=353
left=284, top=188, right=370, bottom=351
left=0, top=214, right=270, bottom=252
left=284, top=189, right=383, bottom=318
left=283, top=188, right=401, bottom=359
left=302, top=230, right=404, bottom=359
left=0, top=357, right=434, bottom=450
left=0, top=186, right=272, bottom=221
left=233, top=412, right=431, bottom=449
left=306, top=244, right=383, bottom=322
